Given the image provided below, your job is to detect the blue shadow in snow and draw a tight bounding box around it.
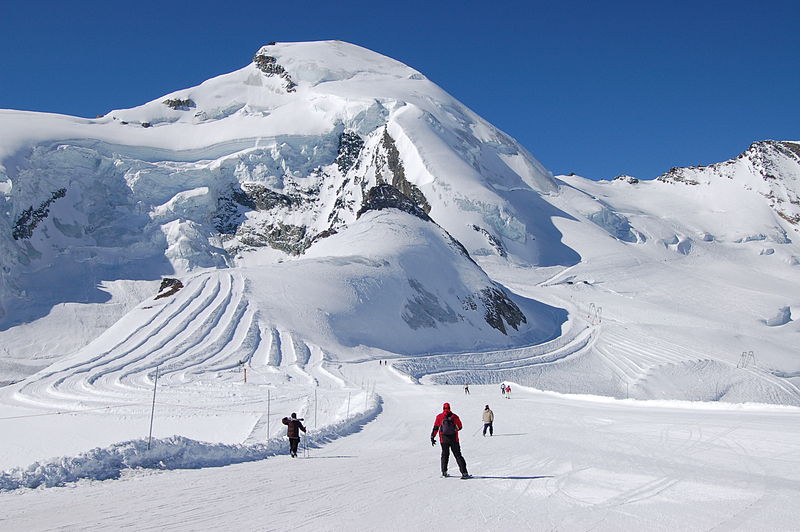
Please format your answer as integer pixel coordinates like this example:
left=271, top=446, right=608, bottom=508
left=471, top=475, right=553, bottom=480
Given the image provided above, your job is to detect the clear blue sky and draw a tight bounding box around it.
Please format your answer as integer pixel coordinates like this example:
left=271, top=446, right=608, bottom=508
left=1, top=0, right=798, bottom=180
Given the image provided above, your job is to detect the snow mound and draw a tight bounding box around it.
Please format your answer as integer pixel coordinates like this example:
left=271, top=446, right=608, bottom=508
left=248, top=208, right=567, bottom=355
left=0, top=395, right=382, bottom=491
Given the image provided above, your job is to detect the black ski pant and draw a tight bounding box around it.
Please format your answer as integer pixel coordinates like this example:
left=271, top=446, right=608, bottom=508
left=441, top=440, right=468, bottom=476
left=289, top=437, right=300, bottom=456
left=483, top=422, right=493, bottom=436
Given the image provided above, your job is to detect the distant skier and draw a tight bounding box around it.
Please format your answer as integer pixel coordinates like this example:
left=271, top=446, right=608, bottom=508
left=282, top=413, right=306, bottom=458
left=464, top=384, right=470, bottom=395
left=500, top=383, right=505, bottom=396
left=505, top=385, right=511, bottom=398
left=482, top=405, right=494, bottom=436
left=430, top=402, right=471, bottom=479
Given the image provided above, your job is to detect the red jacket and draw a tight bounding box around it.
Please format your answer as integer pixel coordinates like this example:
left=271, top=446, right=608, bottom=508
left=431, top=407, right=463, bottom=443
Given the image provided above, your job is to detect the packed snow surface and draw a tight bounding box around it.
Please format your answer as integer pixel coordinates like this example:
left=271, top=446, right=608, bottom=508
left=2, top=378, right=799, bottom=530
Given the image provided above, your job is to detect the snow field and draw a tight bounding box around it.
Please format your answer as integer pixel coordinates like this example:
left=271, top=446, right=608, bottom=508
left=2, top=378, right=799, bottom=530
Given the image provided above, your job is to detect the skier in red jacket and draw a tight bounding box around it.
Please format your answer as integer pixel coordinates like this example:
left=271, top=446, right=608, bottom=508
left=430, top=402, right=471, bottom=479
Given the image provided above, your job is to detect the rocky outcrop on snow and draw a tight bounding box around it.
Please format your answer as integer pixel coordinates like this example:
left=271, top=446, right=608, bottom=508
left=253, top=48, right=297, bottom=92
left=613, top=174, right=639, bottom=184
left=162, top=98, right=196, bottom=111
left=357, top=184, right=430, bottom=221
left=154, top=278, right=183, bottom=300
left=11, top=188, right=66, bottom=240
left=476, top=287, right=527, bottom=334
left=248, top=223, right=308, bottom=255
left=471, top=225, right=507, bottom=257
left=401, top=279, right=527, bottom=335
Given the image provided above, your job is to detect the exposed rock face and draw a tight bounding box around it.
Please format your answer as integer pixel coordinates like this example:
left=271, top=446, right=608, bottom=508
left=336, top=131, right=364, bottom=174
left=12, top=188, right=67, bottom=240
left=154, top=278, right=184, bottom=300
left=477, top=287, right=527, bottom=335
left=357, top=184, right=430, bottom=221
left=213, top=183, right=315, bottom=254
left=215, top=201, right=312, bottom=255
left=209, top=128, right=417, bottom=258
left=162, top=98, right=196, bottom=111
left=253, top=51, right=297, bottom=92
left=377, top=129, right=431, bottom=214
left=657, top=171, right=700, bottom=186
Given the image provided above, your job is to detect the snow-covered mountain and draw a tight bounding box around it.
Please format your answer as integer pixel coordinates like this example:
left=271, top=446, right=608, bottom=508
left=0, top=41, right=570, bottom=376
left=1, top=40, right=798, bottom=409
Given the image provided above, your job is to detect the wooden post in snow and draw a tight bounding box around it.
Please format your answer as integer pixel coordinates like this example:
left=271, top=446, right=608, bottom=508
left=147, top=365, right=160, bottom=450
left=267, top=389, right=271, bottom=441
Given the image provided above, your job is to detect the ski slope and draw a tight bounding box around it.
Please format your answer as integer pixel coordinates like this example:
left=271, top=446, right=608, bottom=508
left=2, top=373, right=799, bottom=531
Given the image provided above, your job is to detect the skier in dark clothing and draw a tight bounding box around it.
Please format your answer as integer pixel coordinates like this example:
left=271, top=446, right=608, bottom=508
left=282, top=413, right=306, bottom=457
left=431, top=402, right=471, bottom=479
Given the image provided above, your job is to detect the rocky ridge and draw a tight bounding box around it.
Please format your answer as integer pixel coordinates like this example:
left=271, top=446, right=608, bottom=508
left=657, top=140, right=800, bottom=227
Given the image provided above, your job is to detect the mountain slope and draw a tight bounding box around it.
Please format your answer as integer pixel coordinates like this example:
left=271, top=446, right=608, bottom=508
left=0, top=41, right=571, bottom=372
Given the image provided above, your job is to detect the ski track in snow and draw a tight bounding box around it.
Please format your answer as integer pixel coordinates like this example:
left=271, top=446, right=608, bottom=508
left=593, top=326, right=800, bottom=403
left=6, top=272, right=342, bottom=413
left=402, top=318, right=596, bottom=385
left=0, top=271, right=379, bottom=472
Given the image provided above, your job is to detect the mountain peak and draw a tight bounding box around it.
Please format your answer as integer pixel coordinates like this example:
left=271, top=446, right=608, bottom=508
left=253, top=40, right=424, bottom=88
left=656, top=139, right=800, bottom=226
